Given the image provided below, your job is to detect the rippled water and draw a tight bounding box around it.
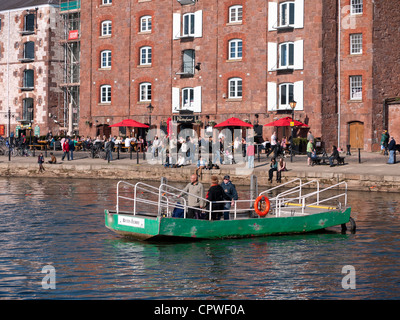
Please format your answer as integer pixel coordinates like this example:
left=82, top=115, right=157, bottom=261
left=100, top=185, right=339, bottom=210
left=0, top=177, right=400, bottom=300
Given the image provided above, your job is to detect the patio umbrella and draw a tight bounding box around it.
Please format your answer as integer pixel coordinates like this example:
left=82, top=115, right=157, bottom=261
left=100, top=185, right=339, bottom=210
left=166, top=117, right=172, bottom=137
left=109, top=119, right=149, bottom=128
left=264, top=117, right=308, bottom=127
left=214, top=117, right=253, bottom=128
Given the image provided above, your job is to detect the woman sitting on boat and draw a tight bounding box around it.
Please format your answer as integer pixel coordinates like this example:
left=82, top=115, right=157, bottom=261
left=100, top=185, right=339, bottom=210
left=206, top=176, right=231, bottom=220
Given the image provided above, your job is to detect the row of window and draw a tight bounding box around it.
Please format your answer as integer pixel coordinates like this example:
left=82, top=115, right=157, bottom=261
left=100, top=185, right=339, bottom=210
left=98, top=75, right=362, bottom=112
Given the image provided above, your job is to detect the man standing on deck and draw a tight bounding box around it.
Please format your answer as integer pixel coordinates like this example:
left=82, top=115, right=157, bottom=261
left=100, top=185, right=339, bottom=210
left=221, top=175, right=238, bottom=220
left=178, top=174, right=205, bottom=219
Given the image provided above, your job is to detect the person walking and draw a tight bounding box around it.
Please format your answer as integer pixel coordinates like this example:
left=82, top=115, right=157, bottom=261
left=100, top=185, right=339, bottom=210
left=246, top=141, right=255, bottom=168
left=62, top=138, right=70, bottom=161
left=69, top=137, right=75, bottom=160
left=105, top=137, right=113, bottom=163
left=387, top=137, right=397, bottom=164
left=221, top=175, right=238, bottom=220
left=38, top=153, right=45, bottom=173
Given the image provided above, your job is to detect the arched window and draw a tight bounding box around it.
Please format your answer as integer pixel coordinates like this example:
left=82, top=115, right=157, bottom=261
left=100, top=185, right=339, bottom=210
left=23, top=69, right=34, bottom=89
left=101, top=20, right=112, bottom=36
left=140, top=46, right=152, bottom=65
left=228, top=77, right=242, bottom=98
left=100, top=50, right=111, bottom=68
left=24, top=41, right=35, bottom=60
left=100, top=85, right=111, bottom=103
left=229, top=5, right=243, bottom=23
left=229, top=39, right=242, bottom=60
left=279, top=83, right=294, bottom=108
left=182, top=87, right=194, bottom=108
left=140, top=16, right=152, bottom=32
left=139, top=82, right=151, bottom=101
left=279, top=42, right=294, bottom=68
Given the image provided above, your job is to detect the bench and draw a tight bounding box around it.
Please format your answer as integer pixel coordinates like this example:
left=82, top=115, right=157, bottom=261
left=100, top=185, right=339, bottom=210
left=312, top=156, right=345, bottom=166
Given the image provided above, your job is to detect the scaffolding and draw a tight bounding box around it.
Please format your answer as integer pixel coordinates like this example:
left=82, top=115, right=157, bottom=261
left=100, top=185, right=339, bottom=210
left=59, top=0, right=81, bottom=135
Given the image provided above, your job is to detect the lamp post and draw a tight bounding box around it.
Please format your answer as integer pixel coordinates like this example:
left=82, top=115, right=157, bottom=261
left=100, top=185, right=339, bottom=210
left=147, top=103, right=154, bottom=127
left=289, top=100, right=297, bottom=163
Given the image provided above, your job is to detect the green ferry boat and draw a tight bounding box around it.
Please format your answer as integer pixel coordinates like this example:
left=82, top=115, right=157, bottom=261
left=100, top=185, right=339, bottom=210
left=105, top=179, right=355, bottom=241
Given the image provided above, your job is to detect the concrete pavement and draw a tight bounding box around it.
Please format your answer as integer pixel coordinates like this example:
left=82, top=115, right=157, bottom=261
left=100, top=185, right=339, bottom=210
left=0, top=149, right=399, bottom=192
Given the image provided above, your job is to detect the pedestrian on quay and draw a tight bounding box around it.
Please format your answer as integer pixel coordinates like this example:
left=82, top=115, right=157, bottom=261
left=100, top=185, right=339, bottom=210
left=381, top=130, right=390, bottom=155
left=246, top=141, right=255, bottom=168
left=105, top=137, right=114, bottom=163
left=221, top=175, right=238, bottom=220
left=178, top=174, right=205, bottom=219
left=387, top=136, right=397, bottom=164
left=307, top=139, right=314, bottom=166
left=62, top=138, right=70, bottom=161
left=69, top=137, right=75, bottom=160
left=38, top=153, right=45, bottom=173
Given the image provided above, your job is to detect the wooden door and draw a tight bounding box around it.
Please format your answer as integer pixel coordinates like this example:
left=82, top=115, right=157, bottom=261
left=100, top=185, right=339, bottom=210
left=349, top=122, right=364, bottom=149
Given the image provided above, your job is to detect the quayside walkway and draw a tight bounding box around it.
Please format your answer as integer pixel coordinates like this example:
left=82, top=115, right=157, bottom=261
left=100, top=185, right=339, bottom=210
left=0, top=150, right=399, bottom=192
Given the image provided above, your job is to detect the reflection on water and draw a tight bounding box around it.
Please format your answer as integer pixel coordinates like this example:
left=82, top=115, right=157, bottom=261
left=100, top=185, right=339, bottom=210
left=0, top=177, right=400, bottom=299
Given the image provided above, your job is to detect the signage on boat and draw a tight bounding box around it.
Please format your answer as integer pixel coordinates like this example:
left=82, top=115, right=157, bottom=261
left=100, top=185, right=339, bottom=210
left=118, top=215, right=145, bottom=228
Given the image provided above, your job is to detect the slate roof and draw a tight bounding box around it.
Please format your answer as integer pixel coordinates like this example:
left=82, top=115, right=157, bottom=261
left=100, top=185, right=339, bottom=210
left=0, top=0, right=55, bottom=12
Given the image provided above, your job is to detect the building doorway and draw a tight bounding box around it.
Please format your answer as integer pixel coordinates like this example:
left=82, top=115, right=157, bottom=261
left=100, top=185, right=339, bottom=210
left=349, top=121, right=364, bottom=150
left=96, top=124, right=111, bottom=138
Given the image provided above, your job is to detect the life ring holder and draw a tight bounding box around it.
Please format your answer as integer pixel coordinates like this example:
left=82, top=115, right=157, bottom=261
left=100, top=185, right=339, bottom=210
left=254, top=195, right=270, bottom=217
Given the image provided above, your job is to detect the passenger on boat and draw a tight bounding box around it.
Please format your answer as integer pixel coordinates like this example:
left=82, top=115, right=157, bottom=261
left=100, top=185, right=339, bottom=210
left=206, top=176, right=231, bottom=220
left=178, top=174, right=205, bottom=219
left=221, top=175, right=238, bottom=220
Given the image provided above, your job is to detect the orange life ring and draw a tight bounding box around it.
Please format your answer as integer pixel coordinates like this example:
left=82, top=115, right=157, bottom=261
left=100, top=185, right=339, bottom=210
left=254, top=195, right=270, bottom=217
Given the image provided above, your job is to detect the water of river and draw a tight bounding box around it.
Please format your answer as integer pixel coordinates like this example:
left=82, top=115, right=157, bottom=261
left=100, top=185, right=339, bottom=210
left=0, top=177, right=399, bottom=300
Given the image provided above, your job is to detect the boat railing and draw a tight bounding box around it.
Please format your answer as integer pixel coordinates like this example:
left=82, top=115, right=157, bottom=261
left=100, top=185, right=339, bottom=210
left=117, top=181, right=183, bottom=217
left=273, top=181, right=348, bottom=217
left=159, top=183, right=257, bottom=220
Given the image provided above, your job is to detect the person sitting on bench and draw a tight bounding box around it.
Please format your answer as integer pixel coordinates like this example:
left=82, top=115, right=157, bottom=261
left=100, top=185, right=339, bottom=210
left=329, top=146, right=340, bottom=167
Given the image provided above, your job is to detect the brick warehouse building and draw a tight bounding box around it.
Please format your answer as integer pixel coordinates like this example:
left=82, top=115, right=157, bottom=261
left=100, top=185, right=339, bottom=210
left=0, top=0, right=63, bottom=138
left=8, top=0, right=394, bottom=152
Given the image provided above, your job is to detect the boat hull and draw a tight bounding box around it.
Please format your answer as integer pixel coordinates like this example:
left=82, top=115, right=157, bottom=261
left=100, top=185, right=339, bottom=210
left=105, top=207, right=352, bottom=241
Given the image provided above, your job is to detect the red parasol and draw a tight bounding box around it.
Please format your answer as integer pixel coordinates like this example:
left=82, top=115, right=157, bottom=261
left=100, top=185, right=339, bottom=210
left=109, top=119, right=149, bottom=128
left=214, top=117, right=253, bottom=128
left=264, top=117, right=308, bottom=127
left=166, top=117, right=172, bottom=137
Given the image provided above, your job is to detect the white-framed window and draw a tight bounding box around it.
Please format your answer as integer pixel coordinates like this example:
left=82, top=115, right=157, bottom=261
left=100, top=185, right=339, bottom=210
left=173, top=10, right=202, bottom=39
left=279, top=42, right=294, bottom=68
left=182, top=88, right=194, bottom=108
left=102, top=0, right=112, bottom=5
left=100, top=85, right=111, bottom=103
left=228, top=77, right=242, bottom=99
left=350, top=33, right=362, bottom=54
left=351, top=0, right=363, bottom=14
left=268, top=0, right=303, bottom=31
left=280, top=1, right=295, bottom=27
left=140, top=15, right=152, bottom=32
left=182, top=13, right=195, bottom=37
left=350, top=76, right=362, bottom=100
left=140, top=46, right=152, bottom=65
left=172, top=86, right=202, bottom=113
left=229, top=5, right=243, bottom=23
left=279, top=83, right=294, bottom=108
left=229, top=39, right=243, bottom=60
left=140, top=82, right=152, bottom=101
left=101, top=50, right=111, bottom=68
left=101, top=20, right=112, bottom=36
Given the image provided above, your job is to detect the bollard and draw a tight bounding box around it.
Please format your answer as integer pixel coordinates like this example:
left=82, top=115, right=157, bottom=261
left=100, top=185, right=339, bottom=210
left=117, top=147, right=120, bottom=160
left=346, top=145, right=351, bottom=156
left=137, top=148, right=139, bottom=164
left=358, top=148, right=361, bottom=163
left=130, top=146, right=132, bottom=160
left=45, top=144, right=47, bottom=158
